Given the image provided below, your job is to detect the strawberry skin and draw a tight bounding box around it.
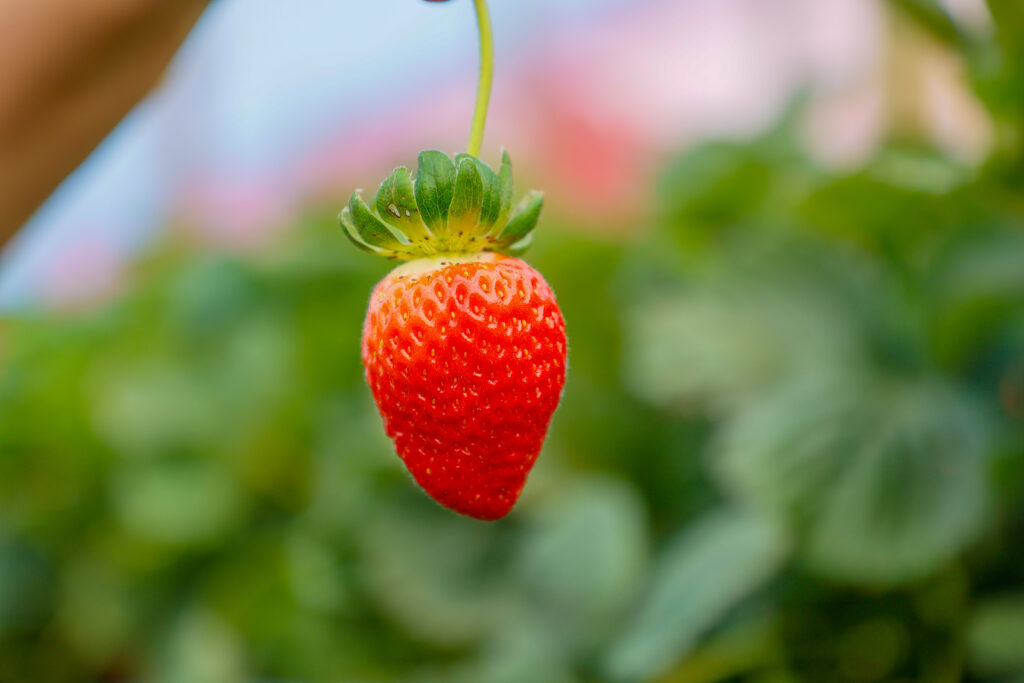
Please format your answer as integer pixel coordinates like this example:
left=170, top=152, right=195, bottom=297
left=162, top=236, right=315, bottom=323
left=362, top=252, right=567, bottom=520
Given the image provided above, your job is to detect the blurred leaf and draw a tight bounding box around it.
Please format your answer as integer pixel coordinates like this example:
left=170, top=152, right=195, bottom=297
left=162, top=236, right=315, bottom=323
left=798, top=149, right=980, bottom=259
left=151, top=607, right=246, bottom=683
left=966, top=594, right=1024, bottom=676
left=212, top=314, right=293, bottom=416
left=57, top=560, right=136, bottom=665
left=988, top=0, right=1024, bottom=62
left=653, top=617, right=778, bottom=683
left=90, top=360, right=222, bottom=457
left=359, top=503, right=514, bottom=648
left=718, top=374, right=991, bottom=586
left=836, top=617, right=909, bottom=682
left=605, top=508, right=787, bottom=683
left=167, top=257, right=255, bottom=339
left=931, top=227, right=1024, bottom=368
left=416, top=617, right=576, bottom=683
left=624, top=281, right=860, bottom=414
left=112, top=459, right=247, bottom=545
left=518, top=476, right=649, bottom=651
left=0, top=541, right=51, bottom=635
left=889, top=0, right=964, bottom=46
left=655, top=99, right=814, bottom=253
left=469, top=626, right=575, bottom=683
left=657, top=141, right=775, bottom=241
left=285, top=533, right=348, bottom=614
left=623, top=246, right=870, bottom=414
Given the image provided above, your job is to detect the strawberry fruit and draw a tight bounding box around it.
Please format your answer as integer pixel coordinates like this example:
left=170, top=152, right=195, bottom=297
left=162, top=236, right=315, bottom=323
left=340, top=151, right=567, bottom=520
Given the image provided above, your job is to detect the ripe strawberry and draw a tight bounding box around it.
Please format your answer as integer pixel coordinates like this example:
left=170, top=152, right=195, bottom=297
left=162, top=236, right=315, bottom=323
left=340, top=151, right=567, bottom=520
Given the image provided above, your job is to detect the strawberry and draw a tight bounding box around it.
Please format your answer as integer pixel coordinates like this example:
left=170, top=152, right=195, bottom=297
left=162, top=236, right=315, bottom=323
left=340, top=151, right=567, bottom=520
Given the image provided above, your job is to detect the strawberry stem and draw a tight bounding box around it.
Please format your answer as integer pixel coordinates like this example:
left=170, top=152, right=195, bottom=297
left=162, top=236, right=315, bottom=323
left=467, top=0, right=494, bottom=158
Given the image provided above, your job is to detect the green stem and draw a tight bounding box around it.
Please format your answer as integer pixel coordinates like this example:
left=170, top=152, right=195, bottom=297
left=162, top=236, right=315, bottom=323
left=467, top=0, right=494, bottom=157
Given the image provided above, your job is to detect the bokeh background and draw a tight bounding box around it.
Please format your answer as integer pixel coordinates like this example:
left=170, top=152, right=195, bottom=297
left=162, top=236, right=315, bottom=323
left=2, top=0, right=1024, bottom=680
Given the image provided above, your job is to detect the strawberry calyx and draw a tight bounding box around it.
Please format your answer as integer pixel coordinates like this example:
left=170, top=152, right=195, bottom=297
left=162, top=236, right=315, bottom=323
left=339, top=150, right=543, bottom=260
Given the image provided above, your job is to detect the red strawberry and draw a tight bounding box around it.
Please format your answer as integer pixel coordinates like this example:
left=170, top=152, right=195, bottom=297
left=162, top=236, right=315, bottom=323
left=363, top=253, right=566, bottom=519
left=340, top=151, right=567, bottom=520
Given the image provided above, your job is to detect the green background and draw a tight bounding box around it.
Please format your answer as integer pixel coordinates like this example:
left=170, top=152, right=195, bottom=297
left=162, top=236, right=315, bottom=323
left=2, top=2, right=1024, bottom=681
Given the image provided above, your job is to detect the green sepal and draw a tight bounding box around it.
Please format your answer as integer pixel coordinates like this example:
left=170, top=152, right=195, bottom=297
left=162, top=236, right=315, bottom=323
left=375, top=167, right=431, bottom=242
left=456, top=153, right=502, bottom=229
left=349, top=193, right=409, bottom=252
left=414, top=151, right=457, bottom=236
left=496, top=190, right=544, bottom=245
left=339, top=207, right=393, bottom=257
left=496, top=149, right=514, bottom=227
left=339, top=149, right=544, bottom=261
left=502, top=232, right=534, bottom=256
left=448, top=157, right=485, bottom=243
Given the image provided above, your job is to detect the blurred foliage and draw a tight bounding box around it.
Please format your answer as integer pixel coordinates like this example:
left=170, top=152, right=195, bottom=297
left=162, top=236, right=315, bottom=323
left=2, top=2, right=1024, bottom=682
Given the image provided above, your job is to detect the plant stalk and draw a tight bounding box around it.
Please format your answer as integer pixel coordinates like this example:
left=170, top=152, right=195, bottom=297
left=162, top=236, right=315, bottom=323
left=467, top=0, right=494, bottom=157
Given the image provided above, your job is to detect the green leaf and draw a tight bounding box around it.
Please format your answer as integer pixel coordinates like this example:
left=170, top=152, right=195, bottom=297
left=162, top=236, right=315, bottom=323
left=113, top=460, right=245, bottom=545
left=717, top=374, right=992, bottom=586
left=518, top=476, right=648, bottom=649
left=497, top=191, right=544, bottom=244
left=415, top=151, right=457, bottom=235
left=605, top=508, right=787, bottom=683
left=497, top=149, right=514, bottom=225
left=890, top=0, right=964, bottom=46
left=989, top=0, right=1024, bottom=59
left=339, top=207, right=388, bottom=256
left=348, top=193, right=408, bottom=254
left=657, top=141, right=776, bottom=235
left=447, top=157, right=485, bottom=243
left=967, top=594, right=1024, bottom=676
left=156, top=608, right=246, bottom=683
left=456, top=153, right=502, bottom=229
left=931, top=230, right=1024, bottom=368
left=360, top=504, right=511, bottom=647
left=501, top=233, right=534, bottom=256
left=375, top=166, right=430, bottom=242
left=623, top=282, right=856, bottom=413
